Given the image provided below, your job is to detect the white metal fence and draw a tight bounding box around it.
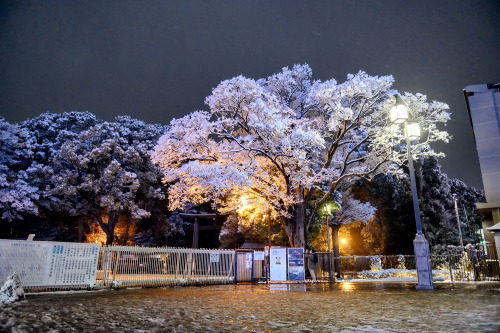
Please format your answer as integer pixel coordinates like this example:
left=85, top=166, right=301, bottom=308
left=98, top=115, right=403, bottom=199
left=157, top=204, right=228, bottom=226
left=96, top=246, right=235, bottom=288
left=5, top=239, right=498, bottom=292
left=0, top=240, right=236, bottom=292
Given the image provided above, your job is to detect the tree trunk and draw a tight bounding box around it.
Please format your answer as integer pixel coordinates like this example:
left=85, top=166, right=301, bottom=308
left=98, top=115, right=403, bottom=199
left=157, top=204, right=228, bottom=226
left=123, top=211, right=132, bottom=245
left=332, top=224, right=340, bottom=277
left=93, top=210, right=120, bottom=246
left=283, top=201, right=306, bottom=248
left=77, top=216, right=85, bottom=243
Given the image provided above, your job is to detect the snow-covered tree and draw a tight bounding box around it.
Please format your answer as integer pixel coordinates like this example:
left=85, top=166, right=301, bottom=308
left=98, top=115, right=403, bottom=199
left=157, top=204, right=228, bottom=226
left=448, top=177, right=485, bottom=244
left=152, top=64, right=450, bottom=247
left=218, top=214, right=245, bottom=249
left=418, top=156, right=456, bottom=246
left=352, top=156, right=485, bottom=254
left=20, top=112, right=100, bottom=240
left=50, top=117, right=169, bottom=245
left=0, top=119, right=39, bottom=222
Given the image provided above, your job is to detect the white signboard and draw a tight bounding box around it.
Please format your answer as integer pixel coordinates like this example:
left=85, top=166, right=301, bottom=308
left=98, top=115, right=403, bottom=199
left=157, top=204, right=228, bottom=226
left=210, top=253, right=220, bottom=263
left=270, top=248, right=287, bottom=281
left=0, top=239, right=100, bottom=287
left=254, top=251, right=265, bottom=261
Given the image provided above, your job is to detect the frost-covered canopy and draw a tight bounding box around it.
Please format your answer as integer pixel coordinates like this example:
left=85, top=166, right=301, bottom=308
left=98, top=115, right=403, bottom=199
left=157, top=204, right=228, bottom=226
left=49, top=116, right=169, bottom=245
left=153, top=64, right=451, bottom=247
left=0, top=118, right=38, bottom=221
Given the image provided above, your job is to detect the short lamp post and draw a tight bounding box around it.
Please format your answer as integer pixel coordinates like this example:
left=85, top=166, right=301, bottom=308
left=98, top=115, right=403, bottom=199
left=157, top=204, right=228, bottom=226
left=390, top=94, right=434, bottom=290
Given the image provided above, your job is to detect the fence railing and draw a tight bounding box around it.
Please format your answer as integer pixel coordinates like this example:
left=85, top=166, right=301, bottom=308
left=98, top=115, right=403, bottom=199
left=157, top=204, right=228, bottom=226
left=0, top=239, right=236, bottom=292
left=96, top=246, right=236, bottom=288
left=2, top=239, right=499, bottom=293
left=444, top=244, right=500, bottom=282
left=313, top=243, right=499, bottom=281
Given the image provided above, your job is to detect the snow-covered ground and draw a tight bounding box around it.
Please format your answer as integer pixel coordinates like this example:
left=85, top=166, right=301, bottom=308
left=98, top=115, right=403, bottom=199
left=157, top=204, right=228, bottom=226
left=343, top=268, right=450, bottom=282
left=1, top=281, right=499, bottom=332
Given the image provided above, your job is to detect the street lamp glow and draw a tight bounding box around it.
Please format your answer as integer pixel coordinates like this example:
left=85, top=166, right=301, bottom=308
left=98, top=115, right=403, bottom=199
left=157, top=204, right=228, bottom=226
left=390, top=104, right=409, bottom=124
left=407, top=123, right=421, bottom=140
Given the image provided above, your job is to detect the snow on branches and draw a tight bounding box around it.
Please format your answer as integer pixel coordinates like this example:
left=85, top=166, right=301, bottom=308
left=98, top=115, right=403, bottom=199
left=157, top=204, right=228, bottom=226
left=0, top=119, right=38, bottom=221
left=153, top=64, right=450, bottom=247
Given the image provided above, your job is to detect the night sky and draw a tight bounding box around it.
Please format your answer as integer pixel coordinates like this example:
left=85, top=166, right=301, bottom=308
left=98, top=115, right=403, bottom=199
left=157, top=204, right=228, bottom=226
left=1, top=1, right=499, bottom=190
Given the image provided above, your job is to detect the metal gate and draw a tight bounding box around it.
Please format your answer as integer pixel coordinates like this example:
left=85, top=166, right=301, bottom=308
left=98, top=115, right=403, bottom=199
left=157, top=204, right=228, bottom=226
left=446, top=244, right=500, bottom=281
left=235, top=251, right=253, bottom=282
left=234, top=251, right=266, bottom=283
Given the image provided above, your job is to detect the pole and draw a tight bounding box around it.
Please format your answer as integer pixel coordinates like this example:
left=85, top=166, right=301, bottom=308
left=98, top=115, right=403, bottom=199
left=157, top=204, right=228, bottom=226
left=454, top=196, right=464, bottom=247
left=405, top=122, right=423, bottom=235
left=404, top=121, right=433, bottom=289
left=267, top=213, right=271, bottom=282
left=326, top=216, right=333, bottom=281
left=268, top=213, right=271, bottom=249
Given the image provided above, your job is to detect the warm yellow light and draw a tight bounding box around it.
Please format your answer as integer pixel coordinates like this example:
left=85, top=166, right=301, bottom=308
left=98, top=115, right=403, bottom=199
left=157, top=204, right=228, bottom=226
left=390, top=104, right=408, bottom=124
left=407, top=123, right=421, bottom=140
left=341, top=238, right=346, bottom=244
left=237, top=195, right=253, bottom=214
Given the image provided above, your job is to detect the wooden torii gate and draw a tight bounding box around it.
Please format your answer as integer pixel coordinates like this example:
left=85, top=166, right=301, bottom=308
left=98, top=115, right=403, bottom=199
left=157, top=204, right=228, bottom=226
left=179, top=213, right=223, bottom=249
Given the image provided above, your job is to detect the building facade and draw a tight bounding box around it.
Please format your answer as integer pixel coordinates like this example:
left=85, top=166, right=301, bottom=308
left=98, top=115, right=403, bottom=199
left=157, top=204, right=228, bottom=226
left=463, top=83, right=500, bottom=257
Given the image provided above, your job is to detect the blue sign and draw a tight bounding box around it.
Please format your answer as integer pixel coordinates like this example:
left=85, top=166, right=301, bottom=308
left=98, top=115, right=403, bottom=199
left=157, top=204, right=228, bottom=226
left=287, top=248, right=305, bottom=282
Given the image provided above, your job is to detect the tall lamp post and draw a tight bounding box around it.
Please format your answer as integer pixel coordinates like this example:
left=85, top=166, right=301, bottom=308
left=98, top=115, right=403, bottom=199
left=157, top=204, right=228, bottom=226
left=325, top=204, right=334, bottom=281
left=390, top=94, right=434, bottom=290
left=453, top=194, right=464, bottom=248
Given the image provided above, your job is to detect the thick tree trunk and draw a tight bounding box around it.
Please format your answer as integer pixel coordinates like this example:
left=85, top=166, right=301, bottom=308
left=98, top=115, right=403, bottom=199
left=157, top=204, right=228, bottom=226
left=105, top=232, right=114, bottom=246
left=283, top=200, right=307, bottom=248
left=93, top=210, right=120, bottom=246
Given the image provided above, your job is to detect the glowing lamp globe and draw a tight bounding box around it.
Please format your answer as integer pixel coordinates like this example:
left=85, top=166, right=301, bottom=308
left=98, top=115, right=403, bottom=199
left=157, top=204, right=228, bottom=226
left=407, top=123, right=421, bottom=140
left=390, top=104, right=409, bottom=124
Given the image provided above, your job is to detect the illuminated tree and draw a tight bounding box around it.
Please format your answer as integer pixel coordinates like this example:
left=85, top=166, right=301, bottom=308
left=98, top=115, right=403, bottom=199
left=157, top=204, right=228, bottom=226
left=153, top=64, right=450, bottom=247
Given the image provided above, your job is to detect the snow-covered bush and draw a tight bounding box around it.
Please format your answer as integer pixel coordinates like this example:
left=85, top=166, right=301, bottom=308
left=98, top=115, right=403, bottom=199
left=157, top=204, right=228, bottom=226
left=370, top=255, right=382, bottom=271
left=358, top=268, right=416, bottom=280
left=0, top=273, right=25, bottom=303
left=397, top=254, right=406, bottom=269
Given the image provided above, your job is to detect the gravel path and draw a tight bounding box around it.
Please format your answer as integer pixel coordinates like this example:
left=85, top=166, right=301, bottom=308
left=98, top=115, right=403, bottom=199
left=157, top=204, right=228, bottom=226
left=1, top=282, right=499, bottom=332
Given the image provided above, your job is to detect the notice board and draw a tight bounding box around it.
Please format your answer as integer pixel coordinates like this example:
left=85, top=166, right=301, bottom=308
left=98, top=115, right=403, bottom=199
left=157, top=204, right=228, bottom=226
left=269, top=247, right=287, bottom=281
left=0, top=239, right=100, bottom=287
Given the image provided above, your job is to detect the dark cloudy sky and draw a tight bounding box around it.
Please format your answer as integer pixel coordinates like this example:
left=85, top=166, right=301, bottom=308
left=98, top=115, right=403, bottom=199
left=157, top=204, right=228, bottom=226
left=1, top=0, right=499, bottom=190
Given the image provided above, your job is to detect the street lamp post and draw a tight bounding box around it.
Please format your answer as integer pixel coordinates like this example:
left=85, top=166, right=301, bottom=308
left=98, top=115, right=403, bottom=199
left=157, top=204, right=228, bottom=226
left=453, top=194, right=464, bottom=248
left=325, top=204, right=334, bottom=281
left=391, top=94, right=434, bottom=290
